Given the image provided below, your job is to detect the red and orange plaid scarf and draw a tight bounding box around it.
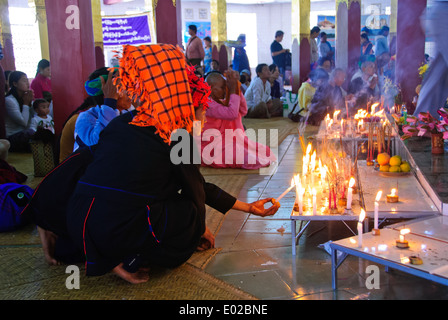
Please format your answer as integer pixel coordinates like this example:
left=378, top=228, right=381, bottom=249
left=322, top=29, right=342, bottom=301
left=116, top=44, right=210, bottom=144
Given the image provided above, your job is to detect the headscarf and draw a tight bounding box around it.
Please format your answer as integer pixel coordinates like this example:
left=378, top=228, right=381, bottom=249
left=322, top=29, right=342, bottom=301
left=115, top=44, right=210, bottom=144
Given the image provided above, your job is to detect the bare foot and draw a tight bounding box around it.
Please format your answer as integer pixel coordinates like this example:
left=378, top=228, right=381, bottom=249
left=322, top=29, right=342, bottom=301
left=37, top=226, right=61, bottom=266
left=112, top=263, right=150, bottom=284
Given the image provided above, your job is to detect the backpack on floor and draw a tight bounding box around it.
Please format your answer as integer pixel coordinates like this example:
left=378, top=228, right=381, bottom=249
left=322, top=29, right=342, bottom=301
left=0, top=183, right=34, bottom=232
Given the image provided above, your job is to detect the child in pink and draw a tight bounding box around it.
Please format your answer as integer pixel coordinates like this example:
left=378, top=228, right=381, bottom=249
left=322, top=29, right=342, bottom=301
left=201, top=71, right=276, bottom=169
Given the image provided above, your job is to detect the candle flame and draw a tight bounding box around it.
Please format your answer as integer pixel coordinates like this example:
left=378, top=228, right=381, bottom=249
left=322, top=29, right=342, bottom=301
left=371, top=102, right=379, bottom=114
left=312, top=187, right=316, bottom=196
left=310, top=152, right=316, bottom=171
left=400, top=228, right=410, bottom=236
left=359, top=209, right=366, bottom=222
left=306, top=143, right=312, bottom=155
left=375, top=190, right=383, bottom=202
left=391, top=188, right=397, bottom=196
left=294, top=175, right=301, bottom=187
left=349, top=177, right=355, bottom=188
left=290, top=178, right=295, bottom=187
left=333, top=110, right=341, bottom=120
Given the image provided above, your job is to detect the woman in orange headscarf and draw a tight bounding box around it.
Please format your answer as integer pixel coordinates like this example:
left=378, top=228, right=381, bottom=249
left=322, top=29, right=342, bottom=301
left=27, top=44, right=279, bottom=284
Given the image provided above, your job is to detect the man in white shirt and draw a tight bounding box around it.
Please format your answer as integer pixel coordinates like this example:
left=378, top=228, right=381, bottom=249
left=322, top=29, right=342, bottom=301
left=244, top=63, right=282, bottom=118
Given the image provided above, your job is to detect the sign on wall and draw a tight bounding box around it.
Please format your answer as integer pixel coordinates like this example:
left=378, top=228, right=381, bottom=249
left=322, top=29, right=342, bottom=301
left=102, top=13, right=153, bottom=46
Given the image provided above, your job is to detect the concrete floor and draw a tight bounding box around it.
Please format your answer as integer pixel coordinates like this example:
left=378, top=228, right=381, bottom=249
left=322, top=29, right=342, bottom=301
left=205, top=134, right=448, bottom=300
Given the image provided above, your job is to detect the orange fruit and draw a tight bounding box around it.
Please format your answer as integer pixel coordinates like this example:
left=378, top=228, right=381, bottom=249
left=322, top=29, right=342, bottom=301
left=377, top=153, right=390, bottom=166
left=389, top=155, right=402, bottom=167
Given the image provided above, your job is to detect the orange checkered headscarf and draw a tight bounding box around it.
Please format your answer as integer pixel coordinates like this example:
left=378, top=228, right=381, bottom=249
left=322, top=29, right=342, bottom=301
left=116, top=44, right=210, bottom=144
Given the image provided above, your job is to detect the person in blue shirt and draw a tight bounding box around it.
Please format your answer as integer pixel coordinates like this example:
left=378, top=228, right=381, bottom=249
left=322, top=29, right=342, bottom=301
left=375, top=26, right=390, bottom=59
left=203, top=36, right=213, bottom=74
left=73, top=68, right=134, bottom=151
left=232, top=34, right=250, bottom=73
left=270, top=30, right=290, bottom=77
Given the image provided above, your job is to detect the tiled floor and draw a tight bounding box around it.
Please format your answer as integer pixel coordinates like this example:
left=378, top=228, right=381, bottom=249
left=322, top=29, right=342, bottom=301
left=205, top=134, right=448, bottom=300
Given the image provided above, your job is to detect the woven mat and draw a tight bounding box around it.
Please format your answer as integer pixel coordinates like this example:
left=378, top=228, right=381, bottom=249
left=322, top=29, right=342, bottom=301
left=0, top=247, right=256, bottom=300
left=0, top=172, right=251, bottom=300
left=187, top=174, right=248, bottom=269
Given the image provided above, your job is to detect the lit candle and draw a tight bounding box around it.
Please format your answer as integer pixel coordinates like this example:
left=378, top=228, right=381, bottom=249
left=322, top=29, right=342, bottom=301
left=294, top=175, right=301, bottom=206
left=333, top=110, right=341, bottom=124
left=312, top=188, right=317, bottom=215
left=346, top=177, right=355, bottom=210
left=387, top=188, right=399, bottom=203
left=374, top=190, right=382, bottom=230
left=371, top=103, right=379, bottom=115
left=276, top=178, right=295, bottom=202
left=299, top=185, right=304, bottom=214
left=396, top=228, right=410, bottom=249
left=358, top=209, right=366, bottom=248
left=320, top=164, right=327, bottom=193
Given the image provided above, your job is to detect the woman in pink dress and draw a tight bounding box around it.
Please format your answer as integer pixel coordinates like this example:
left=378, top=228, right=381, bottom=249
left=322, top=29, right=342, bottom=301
left=201, top=71, right=276, bottom=169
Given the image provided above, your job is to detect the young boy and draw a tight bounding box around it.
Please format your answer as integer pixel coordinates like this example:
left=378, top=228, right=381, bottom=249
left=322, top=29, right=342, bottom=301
left=30, top=99, right=55, bottom=134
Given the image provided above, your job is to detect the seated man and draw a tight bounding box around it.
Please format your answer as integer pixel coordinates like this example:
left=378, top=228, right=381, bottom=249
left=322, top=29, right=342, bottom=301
left=307, top=68, right=347, bottom=126
left=201, top=71, right=276, bottom=169
left=348, top=60, right=380, bottom=110
left=244, top=63, right=283, bottom=118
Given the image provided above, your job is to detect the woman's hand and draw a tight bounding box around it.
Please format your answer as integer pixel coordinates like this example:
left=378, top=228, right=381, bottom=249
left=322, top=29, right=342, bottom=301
left=233, top=199, right=280, bottom=217
left=197, top=226, right=215, bottom=251
left=226, top=69, right=240, bottom=95
left=248, top=198, right=280, bottom=217
left=23, top=90, right=34, bottom=106
left=101, top=69, right=119, bottom=100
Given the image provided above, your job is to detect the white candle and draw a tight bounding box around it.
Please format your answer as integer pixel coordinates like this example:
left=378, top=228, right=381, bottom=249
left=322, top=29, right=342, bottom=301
left=347, top=177, right=355, bottom=210
left=399, top=228, right=410, bottom=242
left=276, top=178, right=295, bottom=202
left=358, top=209, right=366, bottom=248
left=294, top=175, right=301, bottom=206
left=374, top=191, right=382, bottom=229
left=312, top=188, right=317, bottom=215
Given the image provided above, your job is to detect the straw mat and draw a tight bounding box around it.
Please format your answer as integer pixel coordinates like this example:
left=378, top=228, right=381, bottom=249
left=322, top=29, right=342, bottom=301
left=1, top=155, right=252, bottom=300
left=0, top=247, right=256, bottom=300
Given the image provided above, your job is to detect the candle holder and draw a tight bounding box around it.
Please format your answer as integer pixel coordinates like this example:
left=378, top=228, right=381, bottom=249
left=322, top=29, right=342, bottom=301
left=396, top=228, right=410, bottom=249
left=409, top=256, right=423, bottom=265
left=386, top=194, right=399, bottom=203
left=343, top=208, right=353, bottom=215
left=372, top=228, right=380, bottom=236
left=396, top=239, right=409, bottom=249
left=330, top=208, right=340, bottom=214
left=387, top=188, right=399, bottom=203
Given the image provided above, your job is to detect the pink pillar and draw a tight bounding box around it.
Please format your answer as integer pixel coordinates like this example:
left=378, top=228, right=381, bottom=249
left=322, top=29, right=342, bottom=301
left=0, top=64, right=5, bottom=139
left=395, top=0, right=426, bottom=114
left=0, top=38, right=15, bottom=72
left=45, top=0, right=96, bottom=135
left=296, top=38, right=310, bottom=93
left=347, top=2, right=361, bottom=82
left=155, top=0, right=182, bottom=46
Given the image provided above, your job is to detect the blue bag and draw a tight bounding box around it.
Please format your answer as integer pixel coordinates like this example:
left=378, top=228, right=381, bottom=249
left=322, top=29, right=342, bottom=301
left=0, top=183, right=34, bottom=232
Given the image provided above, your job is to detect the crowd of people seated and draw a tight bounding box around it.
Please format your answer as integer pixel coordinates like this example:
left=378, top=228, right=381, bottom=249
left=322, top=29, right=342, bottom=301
left=1, top=23, right=396, bottom=173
